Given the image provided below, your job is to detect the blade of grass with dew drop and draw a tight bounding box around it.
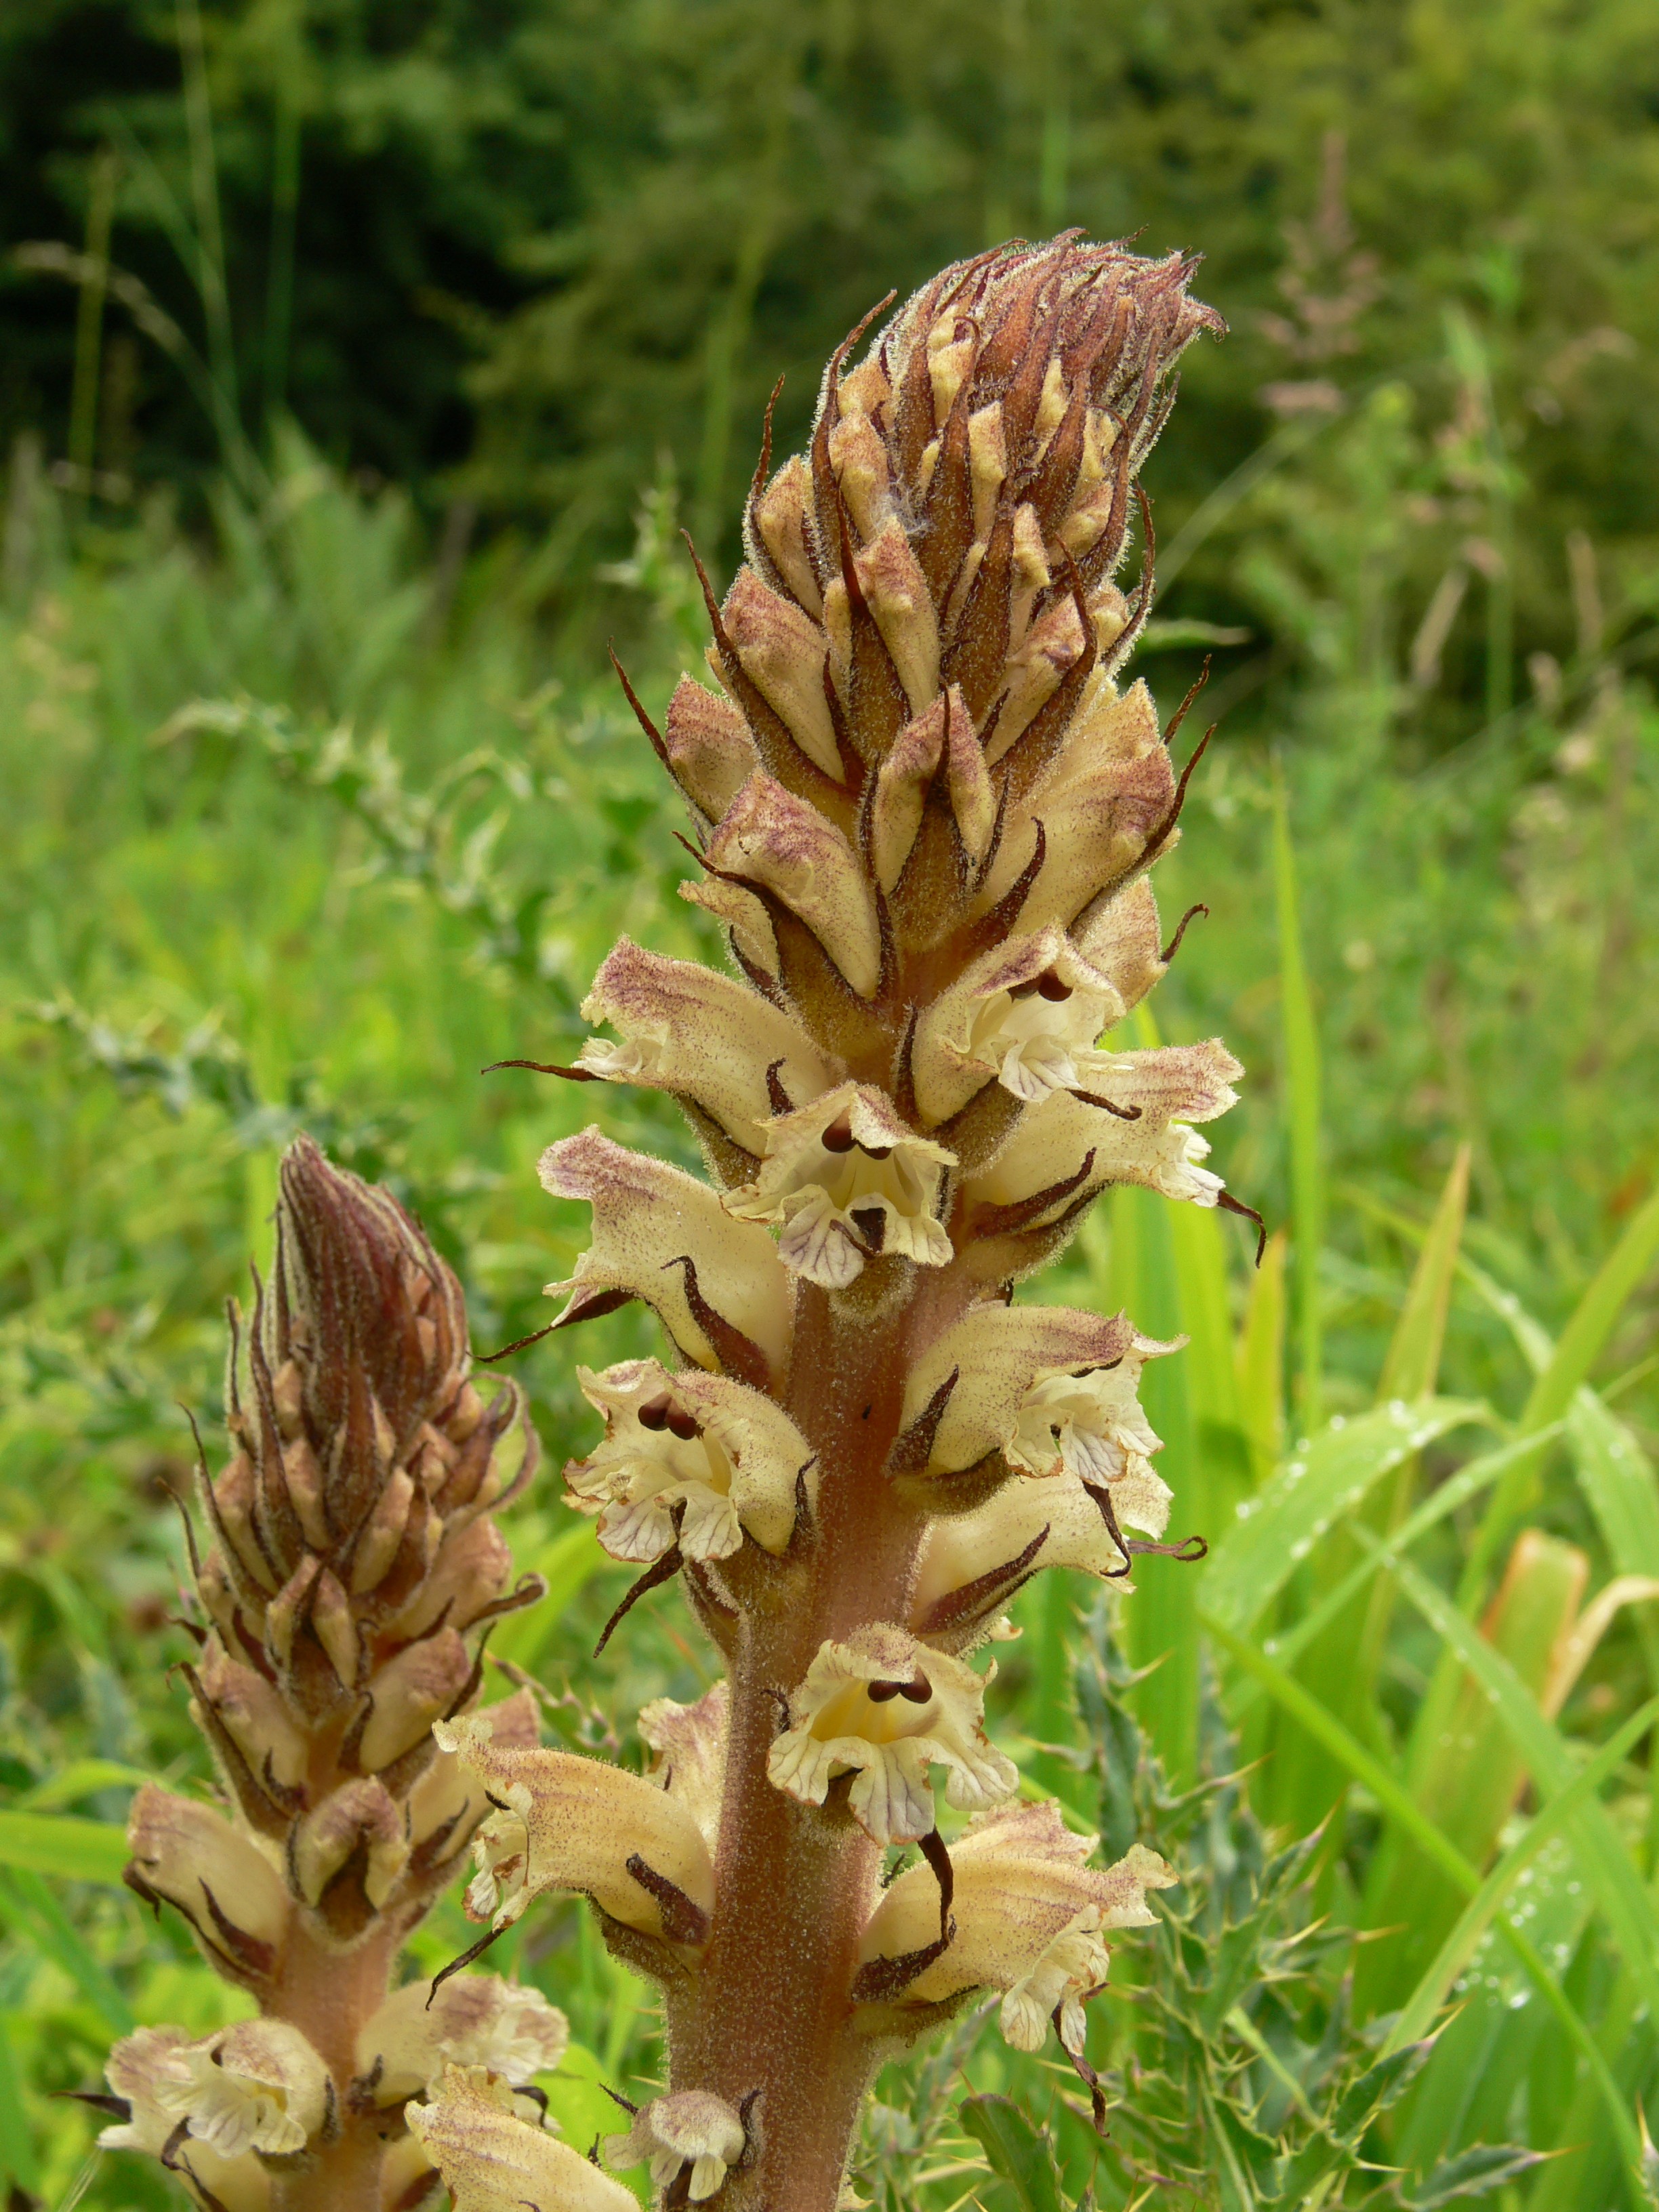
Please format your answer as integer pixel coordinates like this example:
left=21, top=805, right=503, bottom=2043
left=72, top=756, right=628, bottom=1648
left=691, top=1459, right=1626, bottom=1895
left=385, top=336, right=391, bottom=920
left=1569, top=1387, right=1659, bottom=1582
left=1198, top=1612, right=1646, bottom=2196
left=1385, top=1692, right=1659, bottom=2053
left=1469, top=1182, right=1659, bottom=1594
left=1201, top=1398, right=1486, bottom=1637
left=1357, top=1531, right=1590, bottom=2015
left=1271, top=770, right=1324, bottom=1431
left=1349, top=1147, right=1473, bottom=1748
left=0, top=1811, right=129, bottom=1885
left=1226, top=1423, right=1565, bottom=1719
left=1382, top=1541, right=1659, bottom=2030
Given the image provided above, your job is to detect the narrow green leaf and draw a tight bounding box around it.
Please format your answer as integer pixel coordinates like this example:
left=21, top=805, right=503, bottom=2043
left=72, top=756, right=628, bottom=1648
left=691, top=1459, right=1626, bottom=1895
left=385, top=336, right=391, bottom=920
left=1472, top=1183, right=1659, bottom=1580
left=1386, top=1694, right=1659, bottom=2052
left=1526, top=1183, right=1659, bottom=1433
left=0, top=1811, right=130, bottom=1886
left=492, top=1519, right=611, bottom=1670
left=1272, top=771, right=1324, bottom=1427
left=1201, top=1398, right=1486, bottom=1635
left=958, top=2094, right=1064, bottom=2212
left=1378, top=1143, right=1470, bottom=1402
left=1226, top=1427, right=1563, bottom=1717
left=1236, top=1227, right=1286, bottom=1484
left=0, top=1958, right=41, bottom=2192
left=16, top=1761, right=150, bottom=1813
left=0, top=1867, right=132, bottom=2034
left=1384, top=1544, right=1659, bottom=2034
left=1170, top=1197, right=1253, bottom=1527
left=1570, top=1388, right=1659, bottom=1578
left=1200, top=1612, right=1644, bottom=2188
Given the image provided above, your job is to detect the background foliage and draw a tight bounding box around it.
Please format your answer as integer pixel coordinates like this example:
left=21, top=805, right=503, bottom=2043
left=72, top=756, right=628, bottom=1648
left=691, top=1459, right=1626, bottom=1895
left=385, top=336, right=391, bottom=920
left=1, top=0, right=1658, bottom=2205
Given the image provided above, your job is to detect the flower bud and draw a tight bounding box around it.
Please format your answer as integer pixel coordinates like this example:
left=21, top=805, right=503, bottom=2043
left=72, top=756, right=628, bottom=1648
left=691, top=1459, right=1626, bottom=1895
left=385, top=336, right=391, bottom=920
left=857, top=1801, right=1174, bottom=2052
left=705, top=773, right=882, bottom=998
left=434, top=1712, right=716, bottom=1944
left=408, top=2065, right=638, bottom=2212
left=123, top=1784, right=288, bottom=1984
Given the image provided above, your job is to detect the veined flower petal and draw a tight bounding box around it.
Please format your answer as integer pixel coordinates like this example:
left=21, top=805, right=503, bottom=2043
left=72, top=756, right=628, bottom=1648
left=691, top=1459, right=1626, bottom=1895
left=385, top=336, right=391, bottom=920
left=705, top=773, right=882, bottom=998
left=566, top=1358, right=809, bottom=1561
left=358, top=1976, right=568, bottom=2108
left=409, top=2065, right=638, bottom=2212
left=606, top=2089, right=747, bottom=2205
left=964, top=1042, right=1242, bottom=1227
left=899, top=1305, right=1153, bottom=1477
left=912, top=928, right=1126, bottom=1125
left=578, top=939, right=838, bottom=1150
left=912, top=1467, right=1134, bottom=1643
left=726, top=1084, right=955, bottom=1290
left=638, top=1679, right=729, bottom=1851
left=766, top=1624, right=1017, bottom=1845
left=432, top=1712, right=715, bottom=1943
left=143, top=2018, right=329, bottom=2160
left=539, top=1129, right=791, bottom=1379
left=1074, top=876, right=1168, bottom=1014
left=100, top=2028, right=272, bottom=2211
left=1009, top=1359, right=1172, bottom=1535
left=859, top=1803, right=1174, bottom=2051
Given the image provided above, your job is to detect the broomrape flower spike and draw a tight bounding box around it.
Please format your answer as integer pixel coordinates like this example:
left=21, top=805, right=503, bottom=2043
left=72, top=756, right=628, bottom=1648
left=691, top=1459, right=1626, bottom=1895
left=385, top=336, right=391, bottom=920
left=453, top=231, right=1246, bottom=2212
left=98, top=234, right=1248, bottom=2212
left=90, top=1139, right=555, bottom=2212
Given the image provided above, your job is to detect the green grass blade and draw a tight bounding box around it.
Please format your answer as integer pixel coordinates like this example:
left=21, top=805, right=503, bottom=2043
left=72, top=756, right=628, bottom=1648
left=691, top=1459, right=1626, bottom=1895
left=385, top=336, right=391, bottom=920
left=0, top=1811, right=130, bottom=1885
left=1200, top=1612, right=1645, bottom=2194
left=1225, top=1425, right=1565, bottom=1717
left=1525, top=1184, right=1659, bottom=1433
left=0, top=1957, right=41, bottom=2193
left=1570, top=1388, right=1659, bottom=1578
left=1385, top=1692, right=1659, bottom=2053
left=491, top=1519, right=611, bottom=1671
left=1471, top=1185, right=1659, bottom=1582
left=1201, top=1398, right=1486, bottom=1636
left=1236, top=1227, right=1286, bottom=1485
left=0, top=1867, right=132, bottom=2034
left=1170, top=1196, right=1253, bottom=1527
left=1383, top=1543, right=1659, bottom=2031
left=1378, top=1143, right=1470, bottom=1401
left=1272, top=770, right=1325, bottom=1429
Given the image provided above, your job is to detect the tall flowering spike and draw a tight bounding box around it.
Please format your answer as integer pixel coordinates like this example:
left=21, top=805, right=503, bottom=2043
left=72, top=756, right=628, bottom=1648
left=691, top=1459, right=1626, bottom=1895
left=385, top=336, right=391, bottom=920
left=493, top=234, right=1243, bottom=2212
left=95, top=1138, right=548, bottom=2212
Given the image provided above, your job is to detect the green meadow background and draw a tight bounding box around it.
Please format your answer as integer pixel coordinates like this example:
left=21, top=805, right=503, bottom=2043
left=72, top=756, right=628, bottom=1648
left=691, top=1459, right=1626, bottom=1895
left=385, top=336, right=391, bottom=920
left=2, top=1, right=1658, bottom=2204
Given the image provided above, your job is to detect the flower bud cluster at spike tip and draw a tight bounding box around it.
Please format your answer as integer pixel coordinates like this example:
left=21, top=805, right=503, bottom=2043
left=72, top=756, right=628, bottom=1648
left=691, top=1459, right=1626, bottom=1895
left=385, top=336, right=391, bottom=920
left=182, top=1135, right=544, bottom=1945
left=96, top=1135, right=555, bottom=2212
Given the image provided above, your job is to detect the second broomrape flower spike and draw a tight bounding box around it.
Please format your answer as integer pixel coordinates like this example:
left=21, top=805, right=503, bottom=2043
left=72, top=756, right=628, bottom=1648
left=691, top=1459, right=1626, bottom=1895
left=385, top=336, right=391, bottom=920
left=471, top=233, right=1242, bottom=2212
left=98, top=1136, right=552, bottom=2212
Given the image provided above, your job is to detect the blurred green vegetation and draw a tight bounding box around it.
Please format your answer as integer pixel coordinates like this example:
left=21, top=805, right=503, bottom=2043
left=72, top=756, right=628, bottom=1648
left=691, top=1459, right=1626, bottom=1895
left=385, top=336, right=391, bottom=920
left=1, top=0, right=1658, bottom=2205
